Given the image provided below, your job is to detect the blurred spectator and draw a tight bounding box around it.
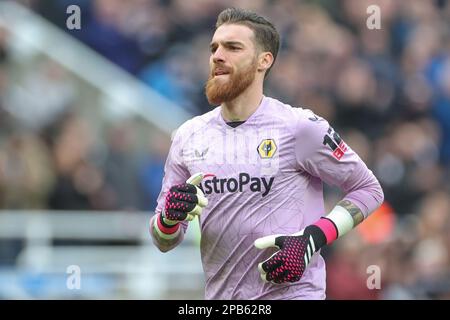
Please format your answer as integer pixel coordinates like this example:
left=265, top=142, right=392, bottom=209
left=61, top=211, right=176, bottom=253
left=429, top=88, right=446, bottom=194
left=326, top=232, right=380, bottom=300
left=0, top=27, right=14, bottom=135
left=2, top=60, right=75, bottom=131
left=0, top=26, right=8, bottom=63
left=46, top=114, right=100, bottom=210
left=101, top=120, right=143, bottom=211
left=0, top=133, right=55, bottom=209
left=138, top=129, right=172, bottom=211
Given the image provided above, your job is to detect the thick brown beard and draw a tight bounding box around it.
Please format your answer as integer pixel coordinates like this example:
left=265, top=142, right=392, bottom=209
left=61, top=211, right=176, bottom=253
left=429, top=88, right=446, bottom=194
left=205, top=59, right=258, bottom=106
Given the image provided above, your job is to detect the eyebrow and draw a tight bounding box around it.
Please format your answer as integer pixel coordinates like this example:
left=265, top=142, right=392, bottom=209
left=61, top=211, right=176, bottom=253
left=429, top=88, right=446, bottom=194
left=209, top=41, right=245, bottom=50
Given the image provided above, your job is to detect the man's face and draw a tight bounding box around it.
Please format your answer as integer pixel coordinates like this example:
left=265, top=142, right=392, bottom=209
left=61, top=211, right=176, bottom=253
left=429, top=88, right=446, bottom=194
left=205, top=24, right=259, bottom=105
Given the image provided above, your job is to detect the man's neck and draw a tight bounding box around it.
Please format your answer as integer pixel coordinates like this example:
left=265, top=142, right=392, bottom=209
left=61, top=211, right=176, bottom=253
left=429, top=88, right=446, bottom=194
left=221, top=84, right=264, bottom=122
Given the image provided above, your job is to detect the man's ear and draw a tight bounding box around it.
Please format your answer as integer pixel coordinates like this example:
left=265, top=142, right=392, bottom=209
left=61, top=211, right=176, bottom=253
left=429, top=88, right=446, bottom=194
left=257, top=52, right=274, bottom=73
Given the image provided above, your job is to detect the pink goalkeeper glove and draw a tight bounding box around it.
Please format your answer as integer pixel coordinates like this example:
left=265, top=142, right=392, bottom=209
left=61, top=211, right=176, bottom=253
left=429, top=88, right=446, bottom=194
left=254, top=217, right=337, bottom=284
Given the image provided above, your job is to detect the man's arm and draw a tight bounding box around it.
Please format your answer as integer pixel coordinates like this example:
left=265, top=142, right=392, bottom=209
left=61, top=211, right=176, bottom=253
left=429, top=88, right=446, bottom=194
left=338, top=200, right=365, bottom=226
left=255, top=110, right=383, bottom=284
left=150, top=128, right=190, bottom=253
left=315, top=153, right=384, bottom=247
left=150, top=213, right=185, bottom=253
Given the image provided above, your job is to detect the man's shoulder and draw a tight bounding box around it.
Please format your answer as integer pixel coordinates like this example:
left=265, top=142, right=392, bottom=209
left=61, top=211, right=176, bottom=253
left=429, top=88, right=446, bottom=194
left=173, top=106, right=220, bottom=139
left=265, top=96, right=325, bottom=128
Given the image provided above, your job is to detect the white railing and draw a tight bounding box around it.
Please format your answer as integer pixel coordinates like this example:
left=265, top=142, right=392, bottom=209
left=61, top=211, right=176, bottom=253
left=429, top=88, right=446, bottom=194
left=0, top=211, right=205, bottom=299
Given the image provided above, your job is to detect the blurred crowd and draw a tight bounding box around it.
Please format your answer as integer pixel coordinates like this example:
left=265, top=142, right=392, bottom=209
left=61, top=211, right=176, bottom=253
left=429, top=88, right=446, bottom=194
left=1, top=0, right=450, bottom=299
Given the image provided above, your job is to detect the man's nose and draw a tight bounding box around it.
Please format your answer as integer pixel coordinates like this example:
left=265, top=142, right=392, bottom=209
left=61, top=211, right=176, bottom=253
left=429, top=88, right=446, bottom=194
left=212, top=47, right=226, bottom=64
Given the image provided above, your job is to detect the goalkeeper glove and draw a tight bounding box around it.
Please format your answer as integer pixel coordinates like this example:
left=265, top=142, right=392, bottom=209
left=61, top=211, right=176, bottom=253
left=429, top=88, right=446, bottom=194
left=254, top=217, right=336, bottom=284
left=154, top=172, right=212, bottom=239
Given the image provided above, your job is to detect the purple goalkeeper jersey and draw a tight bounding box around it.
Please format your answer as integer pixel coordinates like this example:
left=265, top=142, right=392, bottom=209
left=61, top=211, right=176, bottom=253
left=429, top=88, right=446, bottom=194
left=151, top=96, right=383, bottom=300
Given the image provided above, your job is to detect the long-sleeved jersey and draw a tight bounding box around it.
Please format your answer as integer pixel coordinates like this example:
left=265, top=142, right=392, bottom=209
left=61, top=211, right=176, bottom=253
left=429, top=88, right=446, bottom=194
left=150, top=96, right=384, bottom=299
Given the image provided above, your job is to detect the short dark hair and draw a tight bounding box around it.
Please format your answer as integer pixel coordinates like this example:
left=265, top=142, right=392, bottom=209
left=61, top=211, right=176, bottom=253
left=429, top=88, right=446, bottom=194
left=215, top=7, right=280, bottom=76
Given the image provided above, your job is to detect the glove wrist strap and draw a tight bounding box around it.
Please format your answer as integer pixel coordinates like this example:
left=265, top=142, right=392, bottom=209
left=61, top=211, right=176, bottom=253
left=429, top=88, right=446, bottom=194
left=157, top=213, right=180, bottom=234
left=312, top=217, right=338, bottom=245
left=308, top=204, right=357, bottom=249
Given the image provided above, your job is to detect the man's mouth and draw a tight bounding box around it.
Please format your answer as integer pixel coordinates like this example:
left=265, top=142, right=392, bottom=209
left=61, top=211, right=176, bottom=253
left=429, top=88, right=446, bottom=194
left=213, top=68, right=230, bottom=76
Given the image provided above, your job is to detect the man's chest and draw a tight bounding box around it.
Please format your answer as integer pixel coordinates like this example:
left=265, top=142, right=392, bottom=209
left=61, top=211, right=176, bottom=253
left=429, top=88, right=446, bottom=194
left=180, top=125, right=299, bottom=198
left=182, top=125, right=295, bottom=173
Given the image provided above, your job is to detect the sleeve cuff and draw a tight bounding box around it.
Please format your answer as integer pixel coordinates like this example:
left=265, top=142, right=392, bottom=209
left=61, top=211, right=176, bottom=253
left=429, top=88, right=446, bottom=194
left=153, top=213, right=181, bottom=240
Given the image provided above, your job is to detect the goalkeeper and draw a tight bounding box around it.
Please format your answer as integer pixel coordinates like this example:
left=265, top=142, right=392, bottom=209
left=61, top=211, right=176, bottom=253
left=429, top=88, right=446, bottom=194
left=150, top=7, right=384, bottom=299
